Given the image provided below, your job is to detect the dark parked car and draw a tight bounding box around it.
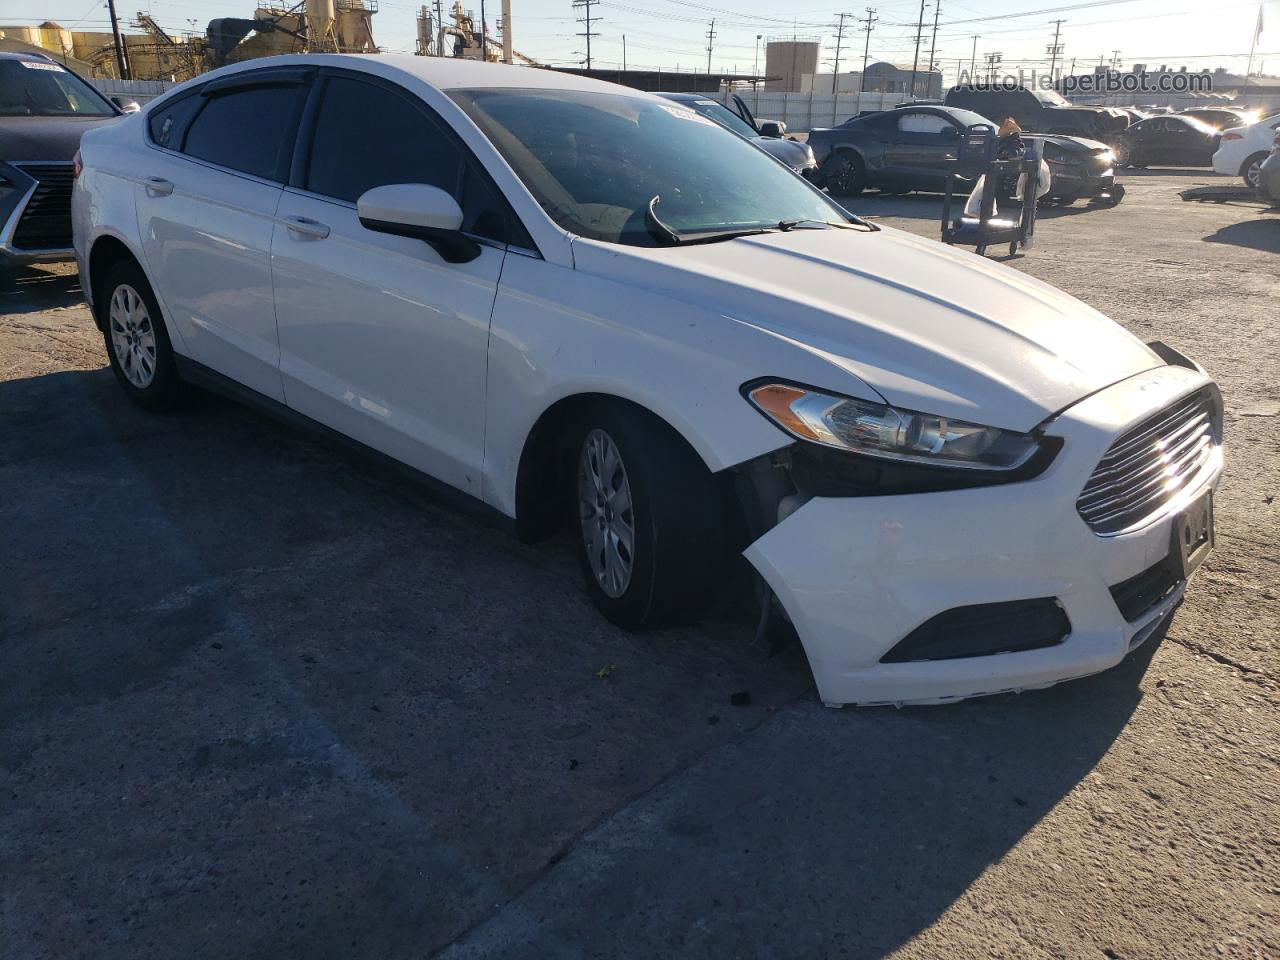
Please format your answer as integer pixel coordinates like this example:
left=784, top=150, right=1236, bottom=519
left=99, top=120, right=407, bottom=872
left=808, top=105, right=1121, bottom=205
left=1178, top=107, right=1253, bottom=131
left=1114, top=114, right=1220, bottom=168
left=657, top=93, right=817, bottom=178
left=0, top=51, right=133, bottom=263
left=944, top=83, right=1130, bottom=143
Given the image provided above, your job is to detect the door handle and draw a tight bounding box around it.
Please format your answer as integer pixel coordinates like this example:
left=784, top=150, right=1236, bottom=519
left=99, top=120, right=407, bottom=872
left=283, top=216, right=330, bottom=240
left=143, top=176, right=173, bottom=196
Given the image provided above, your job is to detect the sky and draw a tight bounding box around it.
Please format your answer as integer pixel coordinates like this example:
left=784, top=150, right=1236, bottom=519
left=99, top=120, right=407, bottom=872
left=2, top=0, right=1277, bottom=82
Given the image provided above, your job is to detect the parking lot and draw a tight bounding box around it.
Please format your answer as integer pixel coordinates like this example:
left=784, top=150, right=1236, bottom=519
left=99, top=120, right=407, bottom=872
left=2, top=170, right=1277, bottom=959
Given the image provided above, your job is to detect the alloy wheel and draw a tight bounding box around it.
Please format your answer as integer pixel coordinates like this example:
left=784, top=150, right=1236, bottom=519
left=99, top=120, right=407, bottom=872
left=1246, top=157, right=1263, bottom=188
left=577, top=428, right=635, bottom=598
left=108, top=283, right=157, bottom=389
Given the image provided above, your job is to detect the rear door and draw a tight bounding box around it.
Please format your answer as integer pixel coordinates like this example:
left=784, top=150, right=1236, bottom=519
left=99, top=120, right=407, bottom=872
left=270, top=70, right=523, bottom=497
left=1164, top=117, right=1213, bottom=165
left=135, top=68, right=312, bottom=402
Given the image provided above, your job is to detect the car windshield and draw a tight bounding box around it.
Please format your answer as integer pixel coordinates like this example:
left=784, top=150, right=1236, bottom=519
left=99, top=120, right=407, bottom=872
left=677, top=98, right=759, bottom=139
left=449, top=88, right=851, bottom=246
left=0, top=59, right=115, bottom=117
left=1033, top=88, right=1070, bottom=107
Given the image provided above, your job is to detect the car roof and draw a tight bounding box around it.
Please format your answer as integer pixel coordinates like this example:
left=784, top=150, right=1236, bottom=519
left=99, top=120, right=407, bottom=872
left=195, top=53, right=646, bottom=96
left=0, top=51, right=57, bottom=62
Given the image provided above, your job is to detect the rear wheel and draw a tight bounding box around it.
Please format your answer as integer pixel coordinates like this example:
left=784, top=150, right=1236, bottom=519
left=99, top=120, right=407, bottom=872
left=570, top=402, right=725, bottom=628
left=1241, top=152, right=1268, bottom=188
left=825, top=151, right=866, bottom=197
left=99, top=258, right=185, bottom=410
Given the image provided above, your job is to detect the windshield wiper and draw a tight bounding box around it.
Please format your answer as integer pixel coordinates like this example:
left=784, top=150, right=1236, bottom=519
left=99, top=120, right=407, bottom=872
left=644, top=195, right=682, bottom=246
left=778, top=216, right=881, bottom=233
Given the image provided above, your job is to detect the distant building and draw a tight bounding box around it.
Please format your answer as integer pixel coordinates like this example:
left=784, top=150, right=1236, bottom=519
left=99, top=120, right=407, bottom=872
left=800, top=61, right=943, bottom=98
left=765, top=38, right=820, bottom=91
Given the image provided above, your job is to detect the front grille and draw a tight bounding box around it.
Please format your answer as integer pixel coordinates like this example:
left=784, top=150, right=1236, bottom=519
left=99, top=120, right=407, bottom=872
left=1077, top=389, right=1217, bottom=536
left=12, top=162, right=75, bottom=251
left=1109, top=561, right=1181, bottom=623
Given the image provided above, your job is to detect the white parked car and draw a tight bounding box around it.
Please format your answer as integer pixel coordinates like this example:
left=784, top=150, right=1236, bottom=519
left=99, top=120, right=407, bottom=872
left=1212, top=113, right=1280, bottom=186
left=73, top=55, right=1223, bottom=706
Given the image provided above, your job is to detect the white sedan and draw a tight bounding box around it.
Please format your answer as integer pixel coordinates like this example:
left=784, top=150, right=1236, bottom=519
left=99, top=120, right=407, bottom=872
left=72, top=55, right=1223, bottom=706
left=1212, top=113, right=1280, bottom=186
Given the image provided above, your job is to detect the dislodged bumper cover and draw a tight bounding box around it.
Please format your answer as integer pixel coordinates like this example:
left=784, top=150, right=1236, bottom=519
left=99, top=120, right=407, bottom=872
left=744, top=363, right=1221, bottom=706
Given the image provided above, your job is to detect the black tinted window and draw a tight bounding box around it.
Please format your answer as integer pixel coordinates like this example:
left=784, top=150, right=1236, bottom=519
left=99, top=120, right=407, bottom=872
left=148, top=94, right=202, bottom=149
left=306, top=76, right=461, bottom=204
left=184, top=84, right=304, bottom=180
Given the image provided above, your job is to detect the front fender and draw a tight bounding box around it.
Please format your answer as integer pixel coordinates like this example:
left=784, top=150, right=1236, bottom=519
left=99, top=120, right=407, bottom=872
left=481, top=251, right=884, bottom=518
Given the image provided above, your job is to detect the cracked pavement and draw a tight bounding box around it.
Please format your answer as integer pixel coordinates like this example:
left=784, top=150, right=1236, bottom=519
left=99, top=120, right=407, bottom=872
left=1, top=171, right=1277, bottom=959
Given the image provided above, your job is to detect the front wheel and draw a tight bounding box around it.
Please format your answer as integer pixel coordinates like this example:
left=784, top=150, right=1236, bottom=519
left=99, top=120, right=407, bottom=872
left=99, top=258, right=186, bottom=410
left=824, top=152, right=866, bottom=197
left=1114, top=143, right=1131, bottom=168
left=571, top=403, right=725, bottom=628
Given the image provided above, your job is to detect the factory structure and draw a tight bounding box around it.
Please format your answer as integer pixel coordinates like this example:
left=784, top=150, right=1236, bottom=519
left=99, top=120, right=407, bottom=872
left=0, top=0, right=522, bottom=82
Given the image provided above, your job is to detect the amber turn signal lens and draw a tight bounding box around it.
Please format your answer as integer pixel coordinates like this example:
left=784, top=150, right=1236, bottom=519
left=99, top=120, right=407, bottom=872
left=748, top=384, right=820, bottom=441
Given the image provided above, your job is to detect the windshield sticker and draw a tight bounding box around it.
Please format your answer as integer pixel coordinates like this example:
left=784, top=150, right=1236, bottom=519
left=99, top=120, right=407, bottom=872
left=20, top=60, right=65, bottom=71
left=658, top=103, right=717, bottom=126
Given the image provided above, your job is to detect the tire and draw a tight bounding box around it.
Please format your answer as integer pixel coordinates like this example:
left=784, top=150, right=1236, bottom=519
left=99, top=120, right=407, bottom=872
left=569, top=402, right=725, bottom=628
left=825, top=151, right=865, bottom=197
left=98, top=257, right=185, bottom=410
left=1114, top=143, right=1131, bottom=168
left=1241, top=152, right=1268, bottom=189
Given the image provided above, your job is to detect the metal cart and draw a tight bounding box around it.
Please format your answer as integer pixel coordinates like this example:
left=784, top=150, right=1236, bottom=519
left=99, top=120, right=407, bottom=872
left=942, top=124, right=1043, bottom=258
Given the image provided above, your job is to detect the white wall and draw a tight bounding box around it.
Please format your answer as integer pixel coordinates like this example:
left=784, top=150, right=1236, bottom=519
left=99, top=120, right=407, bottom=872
left=91, top=77, right=176, bottom=103
left=692, top=89, right=912, bottom=132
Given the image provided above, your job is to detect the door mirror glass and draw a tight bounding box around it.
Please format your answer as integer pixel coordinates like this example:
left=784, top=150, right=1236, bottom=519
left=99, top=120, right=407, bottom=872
left=357, top=183, right=479, bottom=263
left=111, top=96, right=141, bottom=114
left=758, top=120, right=786, bottom=138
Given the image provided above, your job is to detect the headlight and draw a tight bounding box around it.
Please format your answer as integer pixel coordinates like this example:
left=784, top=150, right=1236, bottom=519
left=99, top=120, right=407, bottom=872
left=746, top=382, right=1041, bottom=471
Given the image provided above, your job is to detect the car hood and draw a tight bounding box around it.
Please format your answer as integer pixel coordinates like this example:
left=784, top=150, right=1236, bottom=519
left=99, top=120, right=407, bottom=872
left=572, top=225, right=1162, bottom=432
left=755, top=136, right=812, bottom=167
left=0, top=115, right=121, bottom=162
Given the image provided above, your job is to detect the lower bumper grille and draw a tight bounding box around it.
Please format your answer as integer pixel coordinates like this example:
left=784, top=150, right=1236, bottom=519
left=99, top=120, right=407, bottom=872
left=11, top=162, right=75, bottom=251
left=1109, top=561, right=1182, bottom=623
left=1077, top=388, right=1219, bottom=536
left=880, top=598, right=1070, bottom=663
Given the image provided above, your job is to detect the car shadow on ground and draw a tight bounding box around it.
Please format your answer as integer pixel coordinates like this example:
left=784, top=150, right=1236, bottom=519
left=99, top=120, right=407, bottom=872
left=1202, top=219, right=1280, bottom=252
left=0, top=264, right=84, bottom=315
left=0, top=366, right=1161, bottom=959
left=1117, top=166, right=1217, bottom=178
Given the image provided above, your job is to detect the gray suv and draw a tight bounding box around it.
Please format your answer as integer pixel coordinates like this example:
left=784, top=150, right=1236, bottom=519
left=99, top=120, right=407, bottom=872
left=0, top=52, right=134, bottom=263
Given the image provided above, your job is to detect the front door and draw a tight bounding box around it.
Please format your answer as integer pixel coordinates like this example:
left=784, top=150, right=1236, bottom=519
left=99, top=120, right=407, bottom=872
left=270, top=71, right=518, bottom=498
left=135, top=71, right=311, bottom=402
left=884, top=111, right=957, bottom=189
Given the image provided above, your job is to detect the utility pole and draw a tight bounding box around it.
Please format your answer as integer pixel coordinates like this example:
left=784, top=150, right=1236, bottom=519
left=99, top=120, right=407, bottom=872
left=105, top=0, right=131, bottom=79
left=969, top=34, right=978, bottom=81
left=928, top=0, right=941, bottom=92
left=572, top=0, right=600, bottom=70
left=622, top=33, right=626, bottom=71
left=1047, top=18, right=1065, bottom=83
left=753, top=34, right=761, bottom=76
left=985, top=51, right=1002, bottom=84
left=435, top=0, right=444, bottom=54
left=705, top=18, right=716, bottom=75
left=479, top=0, right=487, bottom=60
left=500, top=0, right=512, bottom=63
left=858, top=8, right=876, bottom=92
left=832, top=12, right=848, bottom=94
left=1111, top=49, right=1121, bottom=70
left=909, top=0, right=927, bottom=100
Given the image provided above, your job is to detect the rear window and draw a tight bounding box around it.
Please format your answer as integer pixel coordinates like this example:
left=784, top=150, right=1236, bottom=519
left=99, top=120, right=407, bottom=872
left=147, top=94, right=203, bottom=149
left=183, top=84, right=305, bottom=181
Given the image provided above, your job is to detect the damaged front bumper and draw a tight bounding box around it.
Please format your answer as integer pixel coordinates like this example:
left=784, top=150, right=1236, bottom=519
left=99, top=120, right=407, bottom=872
left=739, top=363, right=1222, bottom=707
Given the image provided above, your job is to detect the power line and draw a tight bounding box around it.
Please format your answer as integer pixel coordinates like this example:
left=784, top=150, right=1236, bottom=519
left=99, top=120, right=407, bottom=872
left=572, top=0, right=600, bottom=68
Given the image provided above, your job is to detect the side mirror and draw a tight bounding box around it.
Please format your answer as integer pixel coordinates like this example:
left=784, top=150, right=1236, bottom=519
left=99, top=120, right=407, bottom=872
left=757, top=120, right=786, bottom=138
left=111, top=96, right=141, bottom=114
left=357, top=183, right=479, bottom=263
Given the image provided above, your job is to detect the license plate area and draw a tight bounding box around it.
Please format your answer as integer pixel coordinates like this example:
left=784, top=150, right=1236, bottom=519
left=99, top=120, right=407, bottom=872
left=1171, top=491, right=1214, bottom=578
